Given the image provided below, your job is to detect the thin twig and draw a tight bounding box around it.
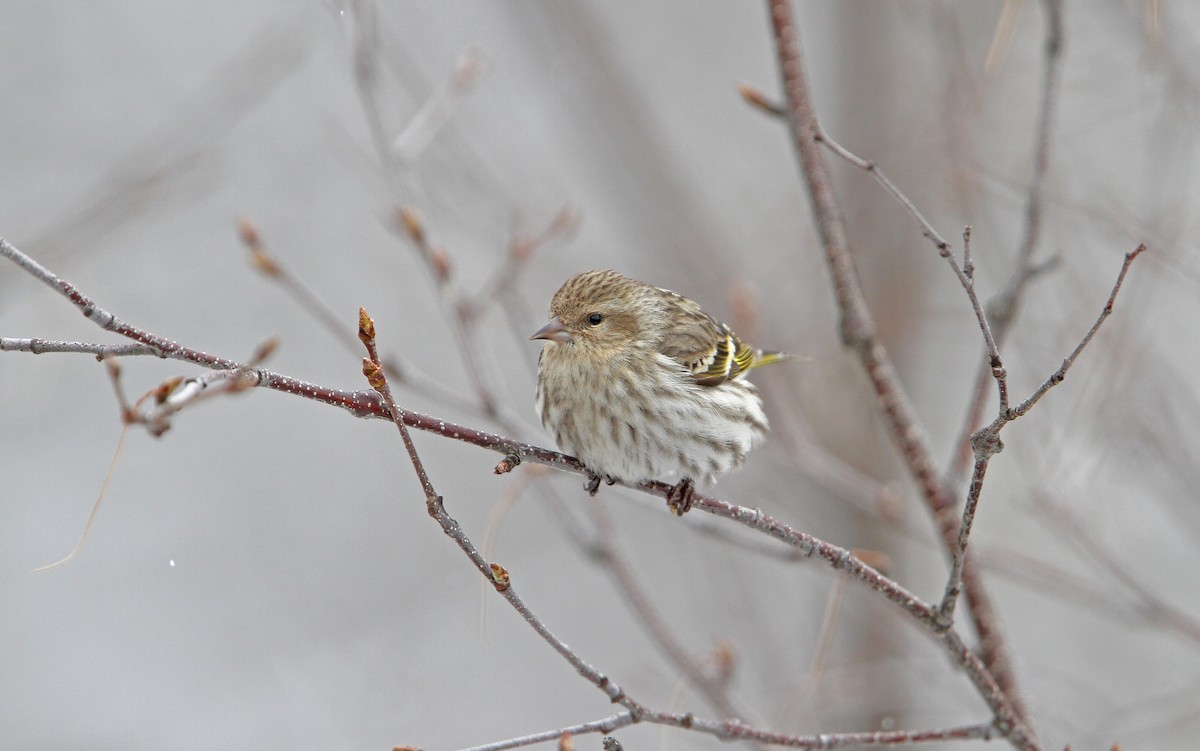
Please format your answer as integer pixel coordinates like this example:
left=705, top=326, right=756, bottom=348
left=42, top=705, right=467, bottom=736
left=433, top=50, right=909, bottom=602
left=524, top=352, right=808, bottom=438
left=936, top=459, right=990, bottom=628
left=937, top=246, right=1146, bottom=625
left=948, top=0, right=1066, bottom=482
left=812, top=126, right=1005, bottom=386
left=457, top=718, right=998, bottom=751
left=1006, top=247, right=1144, bottom=420
left=0, top=339, right=164, bottom=359
left=235, top=216, right=479, bottom=414
left=455, top=712, right=634, bottom=751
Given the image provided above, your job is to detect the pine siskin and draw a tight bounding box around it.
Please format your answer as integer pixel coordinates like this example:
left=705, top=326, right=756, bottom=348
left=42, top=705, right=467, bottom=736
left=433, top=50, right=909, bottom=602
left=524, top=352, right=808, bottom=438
left=531, top=269, right=789, bottom=514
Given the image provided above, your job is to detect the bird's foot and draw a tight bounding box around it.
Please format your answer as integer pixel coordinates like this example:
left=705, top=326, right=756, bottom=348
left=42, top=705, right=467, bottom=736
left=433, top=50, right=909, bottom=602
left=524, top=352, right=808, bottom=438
left=584, top=472, right=619, bottom=496
left=666, top=478, right=695, bottom=516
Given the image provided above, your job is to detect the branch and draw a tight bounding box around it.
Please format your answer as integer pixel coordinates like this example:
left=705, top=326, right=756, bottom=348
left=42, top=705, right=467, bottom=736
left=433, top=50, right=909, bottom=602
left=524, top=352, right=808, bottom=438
left=455, top=713, right=634, bottom=751
left=0, top=339, right=164, bottom=358
left=1, top=241, right=919, bottom=613
left=359, top=308, right=1001, bottom=751
left=236, top=217, right=482, bottom=415
left=456, top=718, right=998, bottom=751
left=949, top=0, right=1067, bottom=482
left=761, top=2, right=1035, bottom=740
left=938, top=244, right=1146, bottom=622
left=5, top=236, right=1022, bottom=744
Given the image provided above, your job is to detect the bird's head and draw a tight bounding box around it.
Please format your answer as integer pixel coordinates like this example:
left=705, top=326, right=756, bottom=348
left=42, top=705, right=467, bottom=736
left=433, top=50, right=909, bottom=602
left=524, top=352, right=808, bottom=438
left=530, top=270, right=657, bottom=358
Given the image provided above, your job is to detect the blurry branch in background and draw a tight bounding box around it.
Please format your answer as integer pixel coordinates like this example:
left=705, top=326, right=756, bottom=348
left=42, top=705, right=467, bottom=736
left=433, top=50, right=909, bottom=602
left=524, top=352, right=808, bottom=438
left=345, top=21, right=576, bottom=443
left=1035, top=496, right=1200, bottom=648
left=235, top=216, right=485, bottom=416
left=461, top=204, right=580, bottom=325
left=349, top=17, right=521, bottom=427
left=390, top=49, right=485, bottom=165
left=984, top=0, right=1025, bottom=74
left=26, top=23, right=306, bottom=265
left=586, top=500, right=754, bottom=725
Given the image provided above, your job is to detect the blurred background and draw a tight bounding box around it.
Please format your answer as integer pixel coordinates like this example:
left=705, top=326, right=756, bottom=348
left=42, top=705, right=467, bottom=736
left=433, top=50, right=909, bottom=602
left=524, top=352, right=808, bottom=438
left=2, top=1, right=1198, bottom=749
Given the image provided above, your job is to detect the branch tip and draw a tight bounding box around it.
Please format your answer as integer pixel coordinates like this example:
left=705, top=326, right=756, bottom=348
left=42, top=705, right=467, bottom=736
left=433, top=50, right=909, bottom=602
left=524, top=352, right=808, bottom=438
left=358, top=308, right=376, bottom=346
left=736, top=81, right=785, bottom=117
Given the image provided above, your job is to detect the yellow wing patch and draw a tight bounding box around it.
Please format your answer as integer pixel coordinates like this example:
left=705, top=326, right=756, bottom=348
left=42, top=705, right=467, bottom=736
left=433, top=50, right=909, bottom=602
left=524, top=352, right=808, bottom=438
left=691, top=327, right=785, bottom=386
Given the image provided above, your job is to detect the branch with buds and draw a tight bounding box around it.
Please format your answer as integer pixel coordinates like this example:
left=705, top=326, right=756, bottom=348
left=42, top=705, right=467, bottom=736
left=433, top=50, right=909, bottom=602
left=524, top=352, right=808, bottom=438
left=2, top=193, right=1145, bottom=749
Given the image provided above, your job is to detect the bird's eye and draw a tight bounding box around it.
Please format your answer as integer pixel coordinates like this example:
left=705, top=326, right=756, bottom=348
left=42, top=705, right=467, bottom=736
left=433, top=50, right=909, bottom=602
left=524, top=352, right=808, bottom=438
left=586, top=313, right=604, bottom=326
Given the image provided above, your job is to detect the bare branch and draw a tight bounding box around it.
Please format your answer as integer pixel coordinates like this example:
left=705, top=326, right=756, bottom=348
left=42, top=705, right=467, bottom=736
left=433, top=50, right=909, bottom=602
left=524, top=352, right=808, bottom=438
left=459, top=719, right=998, bottom=751
left=6, top=236, right=1020, bottom=744
left=236, top=216, right=479, bottom=414
left=949, top=0, right=1067, bottom=481
left=761, top=2, right=1033, bottom=737
left=454, top=713, right=634, bottom=751
left=937, top=246, right=1146, bottom=624
left=1006, top=245, right=1145, bottom=420
left=360, top=309, right=999, bottom=750
left=0, top=339, right=164, bottom=359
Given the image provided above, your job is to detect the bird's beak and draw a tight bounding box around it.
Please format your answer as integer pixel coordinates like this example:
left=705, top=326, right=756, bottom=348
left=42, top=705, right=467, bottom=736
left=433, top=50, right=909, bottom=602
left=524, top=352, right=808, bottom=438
left=530, top=317, right=572, bottom=343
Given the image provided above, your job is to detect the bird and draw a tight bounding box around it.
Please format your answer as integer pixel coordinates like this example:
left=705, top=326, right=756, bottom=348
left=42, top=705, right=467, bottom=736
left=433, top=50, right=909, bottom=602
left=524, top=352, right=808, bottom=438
left=530, top=269, right=790, bottom=514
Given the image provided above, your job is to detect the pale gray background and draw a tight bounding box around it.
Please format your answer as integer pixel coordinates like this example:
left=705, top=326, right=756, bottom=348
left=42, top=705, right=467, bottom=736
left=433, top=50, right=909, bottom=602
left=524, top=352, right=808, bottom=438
left=3, top=2, right=1198, bottom=750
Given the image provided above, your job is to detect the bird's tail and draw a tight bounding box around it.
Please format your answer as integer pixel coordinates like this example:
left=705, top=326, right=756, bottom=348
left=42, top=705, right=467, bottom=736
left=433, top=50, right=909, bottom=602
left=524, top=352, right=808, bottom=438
left=750, top=350, right=802, bottom=371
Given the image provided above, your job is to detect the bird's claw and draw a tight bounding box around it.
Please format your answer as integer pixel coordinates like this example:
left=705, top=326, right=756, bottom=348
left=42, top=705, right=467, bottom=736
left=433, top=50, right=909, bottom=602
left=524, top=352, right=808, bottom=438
left=584, top=472, right=618, bottom=496
left=666, top=478, right=695, bottom=516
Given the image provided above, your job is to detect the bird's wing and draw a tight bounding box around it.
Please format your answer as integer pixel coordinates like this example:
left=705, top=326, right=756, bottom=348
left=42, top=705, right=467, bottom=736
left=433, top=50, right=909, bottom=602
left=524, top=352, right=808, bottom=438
left=657, top=292, right=755, bottom=386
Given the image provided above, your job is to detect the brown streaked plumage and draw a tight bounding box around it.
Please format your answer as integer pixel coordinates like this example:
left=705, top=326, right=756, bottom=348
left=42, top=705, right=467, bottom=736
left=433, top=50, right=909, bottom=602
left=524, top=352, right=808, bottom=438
left=531, top=270, right=790, bottom=513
